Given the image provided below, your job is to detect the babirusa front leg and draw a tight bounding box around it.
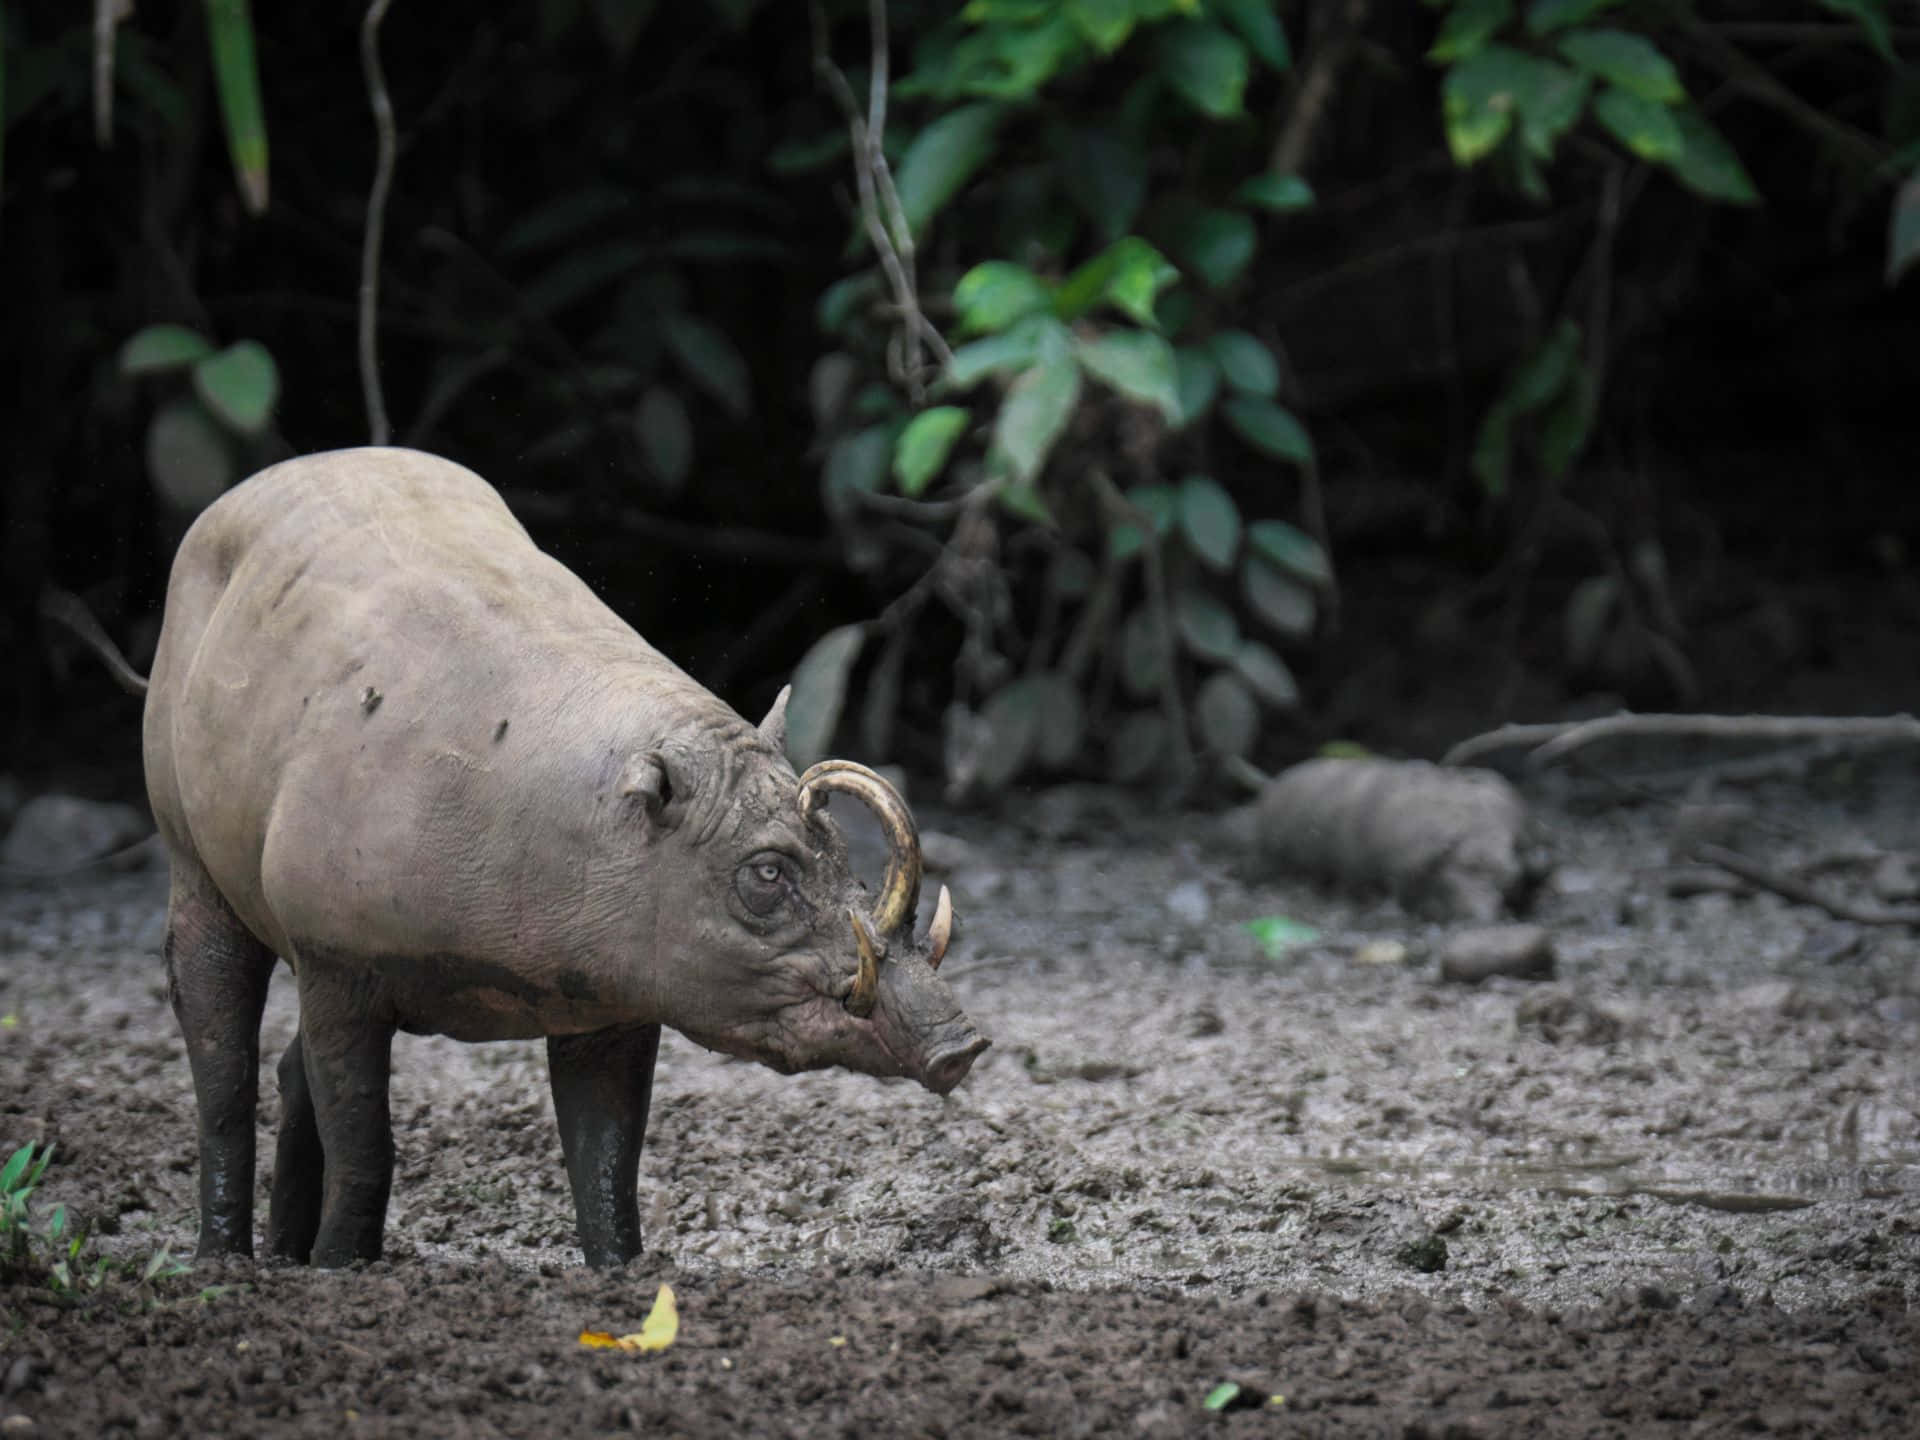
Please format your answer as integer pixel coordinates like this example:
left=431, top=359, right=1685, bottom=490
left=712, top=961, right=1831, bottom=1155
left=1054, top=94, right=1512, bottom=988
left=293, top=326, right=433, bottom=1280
left=547, top=1023, right=662, bottom=1268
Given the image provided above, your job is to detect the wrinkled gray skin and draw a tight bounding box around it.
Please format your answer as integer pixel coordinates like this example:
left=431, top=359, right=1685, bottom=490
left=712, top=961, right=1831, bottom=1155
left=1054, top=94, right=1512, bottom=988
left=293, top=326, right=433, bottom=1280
left=143, top=447, right=988, bottom=1269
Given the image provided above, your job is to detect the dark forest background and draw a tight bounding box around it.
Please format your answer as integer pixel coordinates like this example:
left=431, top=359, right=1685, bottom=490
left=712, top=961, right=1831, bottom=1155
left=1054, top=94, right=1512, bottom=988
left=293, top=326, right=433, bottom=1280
left=6, top=0, right=1920, bottom=802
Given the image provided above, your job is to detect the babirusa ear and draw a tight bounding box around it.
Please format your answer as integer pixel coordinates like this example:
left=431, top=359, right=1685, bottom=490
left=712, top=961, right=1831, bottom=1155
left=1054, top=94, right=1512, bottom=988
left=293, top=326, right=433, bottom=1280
left=617, top=751, right=680, bottom=828
left=758, top=684, right=792, bottom=757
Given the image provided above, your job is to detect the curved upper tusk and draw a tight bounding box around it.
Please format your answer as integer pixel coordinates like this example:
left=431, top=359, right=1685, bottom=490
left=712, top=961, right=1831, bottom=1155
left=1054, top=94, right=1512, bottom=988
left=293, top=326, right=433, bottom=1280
left=846, top=909, right=881, bottom=1018
left=926, top=884, right=953, bottom=970
left=797, top=759, right=923, bottom=937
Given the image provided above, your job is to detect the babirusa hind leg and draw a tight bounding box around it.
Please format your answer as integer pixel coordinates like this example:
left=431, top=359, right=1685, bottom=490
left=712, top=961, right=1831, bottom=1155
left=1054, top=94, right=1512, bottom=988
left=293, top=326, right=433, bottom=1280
left=164, top=879, right=276, bottom=1260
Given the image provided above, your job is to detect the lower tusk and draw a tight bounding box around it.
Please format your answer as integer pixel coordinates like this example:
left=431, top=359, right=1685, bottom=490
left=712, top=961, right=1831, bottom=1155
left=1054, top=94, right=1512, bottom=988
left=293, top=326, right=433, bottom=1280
left=927, top=885, right=953, bottom=970
left=846, top=909, right=881, bottom=1018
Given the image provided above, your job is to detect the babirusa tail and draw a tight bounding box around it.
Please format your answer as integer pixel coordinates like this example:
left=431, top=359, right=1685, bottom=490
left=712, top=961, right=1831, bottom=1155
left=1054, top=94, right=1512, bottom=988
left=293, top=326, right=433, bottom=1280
left=39, top=587, right=150, bottom=697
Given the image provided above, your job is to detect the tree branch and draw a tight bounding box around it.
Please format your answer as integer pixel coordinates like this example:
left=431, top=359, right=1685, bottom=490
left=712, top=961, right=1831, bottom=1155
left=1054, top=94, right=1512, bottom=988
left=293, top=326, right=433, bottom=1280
left=359, top=0, right=398, bottom=446
left=810, top=0, right=953, bottom=401
left=1444, top=712, right=1920, bottom=770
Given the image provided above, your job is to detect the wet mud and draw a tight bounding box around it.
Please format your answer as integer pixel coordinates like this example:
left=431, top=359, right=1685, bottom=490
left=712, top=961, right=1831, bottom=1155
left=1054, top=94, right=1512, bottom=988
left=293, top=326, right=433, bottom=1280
left=2, top=766, right=1917, bottom=1436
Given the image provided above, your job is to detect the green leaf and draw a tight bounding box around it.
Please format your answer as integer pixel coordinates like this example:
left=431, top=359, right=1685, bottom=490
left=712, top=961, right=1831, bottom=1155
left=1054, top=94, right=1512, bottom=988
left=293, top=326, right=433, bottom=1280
left=1222, top=395, right=1314, bottom=466
left=521, top=241, right=652, bottom=317
left=662, top=312, right=752, bottom=418
left=1074, top=329, right=1181, bottom=420
left=1668, top=106, right=1760, bottom=206
left=785, top=625, right=866, bottom=769
left=1429, top=0, right=1515, bottom=63
left=1889, top=166, right=1920, bottom=284
left=1211, top=0, right=1291, bottom=70
left=204, top=0, right=269, bottom=213
left=1173, top=346, right=1222, bottom=428
left=634, top=387, right=693, bottom=494
left=1471, top=403, right=1514, bottom=498
left=1242, top=558, right=1316, bottom=639
left=817, top=272, right=880, bottom=336
left=1235, top=640, right=1301, bottom=709
left=1511, top=57, right=1590, bottom=159
left=1155, top=22, right=1249, bottom=119
left=1501, top=318, right=1581, bottom=416
left=1066, top=0, right=1134, bottom=54
left=1248, top=520, right=1332, bottom=588
left=1120, top=605, right=1166, bottom=695
left=1817, top=0, right=1896, bottom=63
left=1591, top=84, right=1682, bottom=163
left=1057, top=126, right=1148, bottom=243
left=1103, top=241, right=1182, bottom=326
left=1030, top=673, right=1086, bottom=768
left=1539, top=368, right=1595, bottom=475
left=997, top=482, right=1057, bottom=525
left=946, top=314, right=1069, bottom=387
left=192, top=341, right=278, bottom=435
left=1207, top=330, right=1279, bottom=397
left=1, top=1144, right=35, bottom=1195
left=1245, top=914, right=1320, bottom=958
left=1109, top=483, right=1177, bottom=562
left=1236, top=173, right=1315, bottom=212
left=1108, top=711, right=1167, bottom=784
left=1195, top=671, right=1259, bottom=758
left=992, top=355, right=1082, bottom=481
left=954, top=261, right=1054, bottom=335
left=120, top=325, right=216, bottom=377
left=1164, top=207, right=1258, bottom=291
left=1174, top=586, right=1239, bottom=662
left=146, top=399, right=236, bottom=511
left=1054, top=236, right=1177, bottom=324
left=896, top=103, right=1005, bottom=236
left=767, top=129, right=850, bottom=176
left=822, top=424, right=895, bottom=519
left=973, top=678, right=1043, bottom=790
left=1556, top=28, right=1683, bottom=104
left=499, top=185, right=636, bottom=255
left=1441, top=44, right=1532, bottom=163
left=1525, top=0, right=1622, bottom=35
left=1178, top=475, right=1240, bottom=572
left=1050, top=548, right=1096, bottom=598
left=928, top=14, right=1082, bottom=100
left=894, top=407, right=971, bottom=496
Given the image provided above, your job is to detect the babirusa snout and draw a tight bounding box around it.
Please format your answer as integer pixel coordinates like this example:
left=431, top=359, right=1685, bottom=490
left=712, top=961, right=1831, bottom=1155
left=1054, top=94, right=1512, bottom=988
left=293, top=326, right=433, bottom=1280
left=797, top=759, right=923, bottom=935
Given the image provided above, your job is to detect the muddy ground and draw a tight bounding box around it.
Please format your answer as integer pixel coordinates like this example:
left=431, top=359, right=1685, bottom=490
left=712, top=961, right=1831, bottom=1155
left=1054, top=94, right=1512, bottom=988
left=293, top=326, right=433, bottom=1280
left=1, top=756, right=1917, bottom=1437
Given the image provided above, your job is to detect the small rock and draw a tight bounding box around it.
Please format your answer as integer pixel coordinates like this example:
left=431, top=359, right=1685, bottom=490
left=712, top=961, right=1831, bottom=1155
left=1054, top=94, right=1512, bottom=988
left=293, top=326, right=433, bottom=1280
left=1164, top=880, right=1210, bottom=929
left=1545, top=866, right=1608, bottom=897
left=0, top=794, right=150, bottom=873
left=1669, top=802, right=1756, bottom=862
left=1, top=1359, right=31, bottom=1397
left=1352, top=939, right=1407, bottom=966
left=1871, top=852, right=1920, bottom=903
left=1395, top=1234, right=1448, bottom=1273
left=1185, top=1005, right=1224, bottom=1038
left=1438, top=924, right=1555, bottom=984
left=0, top=1416, right=35, bottom=1436
left=1800, top=923, right=1864, bottom=966
left=1730, top=980, right=1800, bottom=1015
left=1515, top=988, right=1623, bottom=1045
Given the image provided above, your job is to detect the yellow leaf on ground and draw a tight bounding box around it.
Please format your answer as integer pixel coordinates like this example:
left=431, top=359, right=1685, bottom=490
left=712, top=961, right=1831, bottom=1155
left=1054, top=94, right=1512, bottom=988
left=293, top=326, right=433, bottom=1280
left=579, top=1284, right=679, bottom=1353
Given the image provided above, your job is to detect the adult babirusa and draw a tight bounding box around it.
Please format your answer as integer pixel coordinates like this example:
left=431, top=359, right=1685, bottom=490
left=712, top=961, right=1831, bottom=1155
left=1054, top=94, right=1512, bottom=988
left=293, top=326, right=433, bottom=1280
left=76, top=446, right=990, bottom=1270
